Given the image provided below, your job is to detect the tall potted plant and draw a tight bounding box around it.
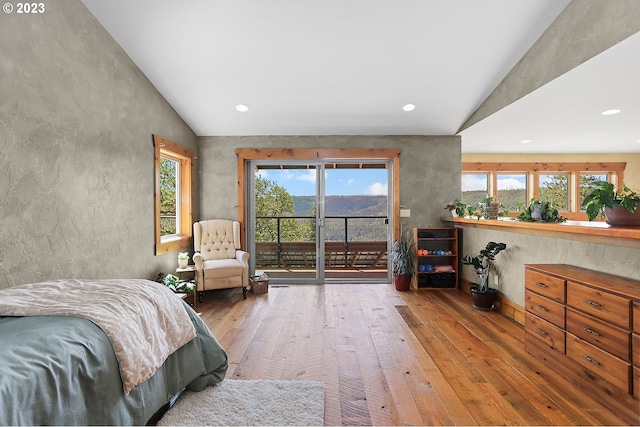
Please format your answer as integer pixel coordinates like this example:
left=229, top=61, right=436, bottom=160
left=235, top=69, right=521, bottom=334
left=583, top=181, right=640, bottom=227
left=392, top=230, right=416, bottom=291
left=462, top=241, right=507, bottom=310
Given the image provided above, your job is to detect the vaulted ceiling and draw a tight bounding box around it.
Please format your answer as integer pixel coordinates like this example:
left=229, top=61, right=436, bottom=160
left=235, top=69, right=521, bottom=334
left=82, top=0, right=640, bottom=153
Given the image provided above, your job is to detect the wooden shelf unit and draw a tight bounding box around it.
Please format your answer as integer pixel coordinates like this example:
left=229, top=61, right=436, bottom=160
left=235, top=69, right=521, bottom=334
left=412, top=228, right=458, bottom=290
left=524, top=264, right=640, bottom=425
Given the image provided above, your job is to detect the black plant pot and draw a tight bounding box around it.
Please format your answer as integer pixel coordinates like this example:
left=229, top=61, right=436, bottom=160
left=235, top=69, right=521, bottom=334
left=470, top=287, right=498, bottom=311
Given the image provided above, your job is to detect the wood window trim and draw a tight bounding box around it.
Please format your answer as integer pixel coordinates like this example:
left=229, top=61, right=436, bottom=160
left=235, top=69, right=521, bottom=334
left=153, top=134, right=194, bottom=255
left=462, top=162, right=626, bottom=221
left=235, top=148, right=401, bottom=248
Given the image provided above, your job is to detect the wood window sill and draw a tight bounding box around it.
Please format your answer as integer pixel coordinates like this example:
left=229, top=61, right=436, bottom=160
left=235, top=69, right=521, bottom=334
left=448, top=216, right=640, bottom=248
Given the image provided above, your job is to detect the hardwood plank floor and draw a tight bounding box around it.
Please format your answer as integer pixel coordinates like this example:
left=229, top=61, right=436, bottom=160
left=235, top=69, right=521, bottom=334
left=195, top=284, right=630, bottom=426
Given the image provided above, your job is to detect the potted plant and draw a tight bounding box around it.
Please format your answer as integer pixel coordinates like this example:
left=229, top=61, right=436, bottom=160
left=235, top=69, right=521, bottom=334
left=445, top=200, right=473, bottom=217
left=177, top=252, right=190, bottom=268
left=517, top=198, right=567, bottom=223
left=583, top=181, right=640, bottom=227
left=161, top=273, right=195, bottom=296
left=476, top=196, right=509, bottom=220
left=391, top=230, right=416, bottom=291
left=461, top=241, right=507, bottom=310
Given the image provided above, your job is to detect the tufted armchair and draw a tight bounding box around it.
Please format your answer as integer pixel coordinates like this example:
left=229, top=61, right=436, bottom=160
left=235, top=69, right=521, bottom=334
left=192, top=219, right=250, bottom=301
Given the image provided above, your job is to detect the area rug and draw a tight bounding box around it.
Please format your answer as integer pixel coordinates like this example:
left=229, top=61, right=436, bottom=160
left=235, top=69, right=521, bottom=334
left=158, top=379, right=325, bottom=426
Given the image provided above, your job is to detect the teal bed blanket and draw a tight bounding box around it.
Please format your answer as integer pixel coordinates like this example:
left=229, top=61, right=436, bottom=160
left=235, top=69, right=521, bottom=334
left=0, top=301, right=228, bottom=425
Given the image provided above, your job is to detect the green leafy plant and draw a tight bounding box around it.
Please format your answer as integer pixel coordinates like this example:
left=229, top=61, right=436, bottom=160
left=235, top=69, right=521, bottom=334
left=160, top=273, right=195, bottom=295
left=517, top=198, right=567, bottom=223
left=472, top=196, right=510, bottom=220
left=583, top=181, right=640, bottom=221
left=178, top=252, right=189, bottom=261
left=445, top=200, right=473, bottom=217
left=391, top=230, right=416, bottom=276
left=461, top=241, right=507, bottom=292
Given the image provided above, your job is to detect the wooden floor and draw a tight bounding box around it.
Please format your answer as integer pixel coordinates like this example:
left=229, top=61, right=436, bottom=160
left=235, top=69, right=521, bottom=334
left=196, top=284, right=630, bottom=426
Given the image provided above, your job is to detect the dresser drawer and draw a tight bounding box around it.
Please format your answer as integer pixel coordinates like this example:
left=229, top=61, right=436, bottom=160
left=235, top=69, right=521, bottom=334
left=566, top=333, right=631, bottom=393
left=526, top=312, right=565, bottom=353
left=567, top=308, right=631, bottom=361
left=525, top=290, right=565, bottom=328
left=567, top=281, right=631, bottom=329
left=634, top=366, right=640, bottom=398
left=634, top=333, right=640, bottom=367
left=525, top=269, right=565, bottom=303
left=634, top=302, right=640, bottom=334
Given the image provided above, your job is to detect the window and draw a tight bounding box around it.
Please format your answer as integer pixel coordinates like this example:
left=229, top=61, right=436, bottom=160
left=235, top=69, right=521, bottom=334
left=579, top=173, right=609, bottom=210
left=461, top=162, right=625, bottom=220
left=154, top=134, right=194, bottom=255
left=497, top=173, right=527, bottom=211
left=461, top=173, right=488, bottom=205
left=160, top=156, right=180, bottom=237
left=538, top=173, right=569, bottom=211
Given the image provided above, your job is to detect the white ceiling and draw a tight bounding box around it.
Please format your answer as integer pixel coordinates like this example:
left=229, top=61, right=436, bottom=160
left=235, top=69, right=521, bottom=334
left=461, top=29, right=640, bottom=154
left=81, top=0, right=639, bottom=153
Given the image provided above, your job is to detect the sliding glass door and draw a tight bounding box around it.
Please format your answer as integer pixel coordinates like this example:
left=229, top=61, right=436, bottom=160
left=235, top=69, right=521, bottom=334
left=249, top=161, right=321, bottom=282
left=247, top=160, right=391, bottom=284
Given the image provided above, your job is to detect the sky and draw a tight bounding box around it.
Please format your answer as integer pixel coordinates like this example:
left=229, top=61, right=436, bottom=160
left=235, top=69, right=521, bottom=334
left=462, top=173, right=528, bottom=191
left=257, top=167, right=388, bottom=196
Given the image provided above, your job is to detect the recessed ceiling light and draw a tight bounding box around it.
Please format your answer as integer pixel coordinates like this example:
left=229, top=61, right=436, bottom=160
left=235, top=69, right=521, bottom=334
left=235, top=104, right=249, bottom=112
left=402, top=104, right=416, bottom=112
left=520, top=139, right=532, bottom=143
left=601, top=109, right=621, bottom=115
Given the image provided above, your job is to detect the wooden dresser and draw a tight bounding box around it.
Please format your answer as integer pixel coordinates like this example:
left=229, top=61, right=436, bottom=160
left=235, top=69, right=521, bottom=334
left=524, top=264, right=640, bottom=424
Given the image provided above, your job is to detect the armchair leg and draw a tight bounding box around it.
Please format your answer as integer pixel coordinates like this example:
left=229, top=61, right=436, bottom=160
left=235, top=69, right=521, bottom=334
left=198, top=291, right=204, bottom=303
left=242, top=287, right=248, bottom=299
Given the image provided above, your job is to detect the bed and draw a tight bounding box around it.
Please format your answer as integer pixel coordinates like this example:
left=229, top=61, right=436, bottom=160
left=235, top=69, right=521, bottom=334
left=0, top=278, right=228, bottom=426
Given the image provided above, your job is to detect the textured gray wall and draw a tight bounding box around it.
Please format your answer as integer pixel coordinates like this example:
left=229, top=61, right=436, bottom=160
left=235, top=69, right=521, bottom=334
left=0, top=0, right=197, bottom=288
left=197, top=135, right=462, bottom=232
left=458, top=226, right=640, bottom=306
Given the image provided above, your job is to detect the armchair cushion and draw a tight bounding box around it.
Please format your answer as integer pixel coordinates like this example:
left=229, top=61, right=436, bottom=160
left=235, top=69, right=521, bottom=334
left=202, top=259, right=243, bottom=280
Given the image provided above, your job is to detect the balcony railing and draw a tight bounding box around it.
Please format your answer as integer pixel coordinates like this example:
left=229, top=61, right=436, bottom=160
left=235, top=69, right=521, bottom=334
left=254, top=216, right=388, bottom=271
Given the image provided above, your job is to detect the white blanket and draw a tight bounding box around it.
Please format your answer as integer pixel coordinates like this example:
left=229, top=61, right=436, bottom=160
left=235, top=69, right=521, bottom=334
left=0, top=278, right=196, bottom=394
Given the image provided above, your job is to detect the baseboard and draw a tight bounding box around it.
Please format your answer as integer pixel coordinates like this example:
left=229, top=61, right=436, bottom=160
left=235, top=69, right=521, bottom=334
left=459, top=278, right=525, bottom=326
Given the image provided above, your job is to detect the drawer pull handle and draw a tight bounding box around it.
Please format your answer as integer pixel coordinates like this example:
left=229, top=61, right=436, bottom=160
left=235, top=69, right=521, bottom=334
left=584, top=299, right=602, bottom=308
left=535, top=305, right=547, bottom=312
left=584, top=327, right=601, bottom=337
left=536, top=328, right=547, bottom=336
left=583, top=355, right=601, bottom=366
left=536, top=282, right=547, bottom=288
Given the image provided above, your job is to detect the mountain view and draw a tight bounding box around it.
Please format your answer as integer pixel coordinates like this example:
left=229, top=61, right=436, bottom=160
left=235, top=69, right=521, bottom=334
left=292, top=195, right=388, bottom=241
left=293, top=195, right=387, bottom=217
